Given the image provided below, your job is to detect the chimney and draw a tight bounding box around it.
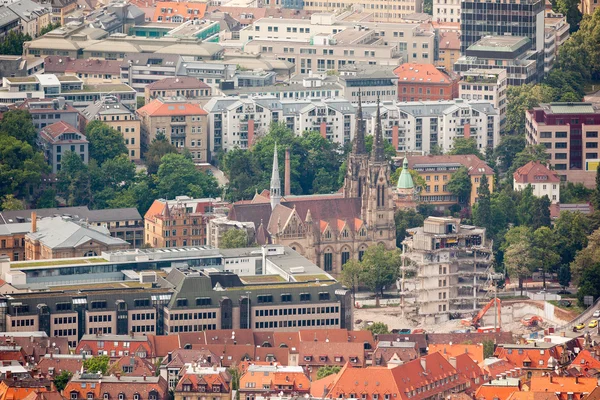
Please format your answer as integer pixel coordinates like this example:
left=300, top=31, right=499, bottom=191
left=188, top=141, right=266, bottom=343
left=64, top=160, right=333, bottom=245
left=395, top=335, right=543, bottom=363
left=420, top=357, right=426, bottom=371
left=130, top=330, right=134, bottom=338
left=143, top=374, right=147, bottom=381
left=576, top=376, right=579, bottom=384
left=448, top=357, right=456, bottom=369
left=549, top=375, right=552, bottom=383
left=31, top=211, right=37, bottom=233
left=284, top=148, right=291, bottom=197
left=116, top=372, right=121, bottom=380
left=167, top=352, right=172, bottom=363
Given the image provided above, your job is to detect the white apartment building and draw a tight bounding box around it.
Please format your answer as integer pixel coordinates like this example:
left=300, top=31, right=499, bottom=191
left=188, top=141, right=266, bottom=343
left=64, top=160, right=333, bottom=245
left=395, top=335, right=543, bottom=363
left=433, top=0, right=461, bottom=23
left=204, top=96, right=500, bottom=158
left=303, top=1, right=423, bottom=23
left=459, top=68, right=507, bottom=127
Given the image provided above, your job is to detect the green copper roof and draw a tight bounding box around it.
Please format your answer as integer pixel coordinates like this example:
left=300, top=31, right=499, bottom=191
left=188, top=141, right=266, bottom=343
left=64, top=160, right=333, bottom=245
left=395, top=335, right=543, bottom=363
left=397, top=158, right=414, bottom=189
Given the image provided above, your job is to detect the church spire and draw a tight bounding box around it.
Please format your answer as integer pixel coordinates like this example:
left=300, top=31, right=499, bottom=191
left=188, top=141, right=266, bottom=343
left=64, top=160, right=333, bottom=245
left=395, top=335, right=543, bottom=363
left=372, top=95, right=385, bottom=162
left=352, top=88, right=366, bottom=155
left=270, top=143, right=281, bottom=210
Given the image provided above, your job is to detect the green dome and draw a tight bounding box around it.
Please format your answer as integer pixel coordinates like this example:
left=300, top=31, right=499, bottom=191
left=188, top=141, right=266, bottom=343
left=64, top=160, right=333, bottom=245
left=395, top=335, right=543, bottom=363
left=397, top=157, right=414, bottom=190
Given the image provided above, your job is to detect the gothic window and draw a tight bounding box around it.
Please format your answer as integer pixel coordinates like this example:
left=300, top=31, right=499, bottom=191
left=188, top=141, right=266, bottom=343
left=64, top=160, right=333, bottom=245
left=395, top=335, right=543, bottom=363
left=359, top=228, right=366, bottom=237
left=324, top=230, right=332, bottom=239
left=324, top=251, right=333, bottom=271
left=341, top=250, right=350, bottom=265
left=341, top=229, right=349, bottom=238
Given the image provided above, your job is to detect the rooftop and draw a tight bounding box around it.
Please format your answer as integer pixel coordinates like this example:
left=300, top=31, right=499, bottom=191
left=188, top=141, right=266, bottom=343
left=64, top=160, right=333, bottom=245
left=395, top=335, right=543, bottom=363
left=468, top=35, right=531, bottom=52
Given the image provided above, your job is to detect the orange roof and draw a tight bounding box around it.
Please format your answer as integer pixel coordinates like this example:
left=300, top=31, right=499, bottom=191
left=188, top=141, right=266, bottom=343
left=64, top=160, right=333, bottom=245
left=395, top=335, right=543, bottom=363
left=152, top=1, right=207, bottom=22
left=438, top=31, right=460, bottom=50
left=507, top=392, right=559, bottom=400
left=571, top=349, right=600, bottom=371
left=394, top=63, right=454, bottom=83
left=529, top=376, right=597, bottom=394
left=408, top=154, right=494, bottom=176
left=310, top=373, right=338, bottom=398
left=494, top=345, right=563, bottom=370
left=429, top=343, right=485, bottom=364
left=475, top=385, right=519, bottom=400
left=137, top=98, right=207, bottom=117
left=513, top=161, right=560, bottom=184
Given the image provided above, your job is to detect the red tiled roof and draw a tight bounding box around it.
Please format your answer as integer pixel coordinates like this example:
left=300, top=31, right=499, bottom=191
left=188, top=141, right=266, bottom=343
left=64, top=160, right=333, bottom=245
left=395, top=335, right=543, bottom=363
left=429, top=343, right=484, bottom=363
left=137, top=99, right=207, bottom=117
left=407, top=155, right=494, bottom=176
left=206, top=6, right=267, bottom=23
left=571, top=349, right=600, bottom=372
left=453, top=353, right=485, bottom=394
left=147, top=334, right=180, bottom=358
left=44, top=56, right=121, bottom=75
left=394, top=63, right=455, bottom=83
left=506, top=392, right=559, bottom=400
left=310, top=373, right=337, bottom=398
left=109, top=356, right=156, bottom=376
left=530, top=376, right=597, bottom=394
left=298, top=342, right=365, bottom=368
left=40, top=121, right=82, bottom=139
left=475, top=385, right=519, bottom=400
left=22, top=391, right=66, bottom=400
left=175, top=371, right=231, bottom=393
left=438, top=31, right=460, bottom=50
left=513, top=161, right=560, bottom=184
left=494, top=344, right=564, bottom=370
left=37, top=356, right=83, bottom=376
left=146, top=77, right=210, bottom=91
left=152, top=1, right=207, bottom=22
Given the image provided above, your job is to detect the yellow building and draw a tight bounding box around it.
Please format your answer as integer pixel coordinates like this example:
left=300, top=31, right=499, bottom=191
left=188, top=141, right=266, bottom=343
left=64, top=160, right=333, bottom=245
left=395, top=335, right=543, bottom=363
left=407, top=154, right=494, bottom=209
left=436, top=31, right=461, bottom=72
left=82, top=96, right=142, bottom=162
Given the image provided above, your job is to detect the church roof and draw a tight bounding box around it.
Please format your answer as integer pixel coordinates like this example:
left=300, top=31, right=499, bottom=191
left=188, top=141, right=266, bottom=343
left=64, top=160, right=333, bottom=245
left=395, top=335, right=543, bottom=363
left=397, top=157, right=414, bottom=189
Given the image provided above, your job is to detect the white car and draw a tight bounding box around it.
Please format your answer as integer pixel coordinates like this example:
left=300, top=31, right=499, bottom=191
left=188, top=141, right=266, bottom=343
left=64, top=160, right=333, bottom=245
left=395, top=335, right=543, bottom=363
left=593, top=310, right=600, bottom=318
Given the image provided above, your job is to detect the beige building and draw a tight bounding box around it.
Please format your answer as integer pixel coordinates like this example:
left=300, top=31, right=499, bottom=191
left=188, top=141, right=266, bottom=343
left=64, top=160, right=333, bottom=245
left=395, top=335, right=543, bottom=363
left=303, top=0, right=423, bottom=22
left=137, top=98, right=209, bottom=163
left=7, top=0, right=51, bottom=38
left=144, top=77, right=212, bottom=105
left=459, top=68, right=507, bottom=127
left=82, top=96, right=142, bottom=162
left=432, top=0, right=460, bottom=23
left=436, top=31, right=460, bottom=72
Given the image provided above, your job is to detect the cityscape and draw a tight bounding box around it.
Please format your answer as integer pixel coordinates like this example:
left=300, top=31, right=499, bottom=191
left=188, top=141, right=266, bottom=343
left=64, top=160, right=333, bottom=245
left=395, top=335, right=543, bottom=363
left=0, top=0, right=600, bottom=398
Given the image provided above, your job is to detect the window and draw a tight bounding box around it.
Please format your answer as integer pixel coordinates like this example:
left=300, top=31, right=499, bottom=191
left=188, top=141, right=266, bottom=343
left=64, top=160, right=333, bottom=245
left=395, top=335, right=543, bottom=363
left=319, top=292, right=330, bottom=301
left=324, top=252, right=333, bottom=271
left=281, top=293, right=292, bottom=302
left=300, top=293, right=311, bottom=301
left=257, top=295, right=273, bottom=303
left=176, top=299, right=188, bottom=307
left=196, top=297, right=211, bottom=306
left=341, top=251, right=350, bottom=265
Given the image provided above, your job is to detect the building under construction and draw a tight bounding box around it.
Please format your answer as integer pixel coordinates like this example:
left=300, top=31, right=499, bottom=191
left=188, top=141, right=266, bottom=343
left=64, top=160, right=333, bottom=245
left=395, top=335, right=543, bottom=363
left=400, top=217, right=494, bottom=324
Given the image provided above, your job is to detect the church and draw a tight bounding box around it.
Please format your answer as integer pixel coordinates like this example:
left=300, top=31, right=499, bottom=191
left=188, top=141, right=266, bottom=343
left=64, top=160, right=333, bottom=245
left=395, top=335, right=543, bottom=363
left=228, top=97, right=397, bottom=276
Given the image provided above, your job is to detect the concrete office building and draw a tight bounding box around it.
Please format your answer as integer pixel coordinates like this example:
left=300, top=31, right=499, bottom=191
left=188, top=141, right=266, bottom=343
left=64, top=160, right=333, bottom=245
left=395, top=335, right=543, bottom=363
left=458, top=68, right=507, bottom=127
left=401, top=217, right=493, bottom=323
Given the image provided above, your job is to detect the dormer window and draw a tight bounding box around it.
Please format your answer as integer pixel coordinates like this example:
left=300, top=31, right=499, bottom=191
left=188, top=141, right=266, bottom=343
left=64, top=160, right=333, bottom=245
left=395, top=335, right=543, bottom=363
left=334, top=356, right=342, bottom=362
left=324, top=230, right=331, bottom=239
left=119, top=394, right=125, bottom=400
left=319, top=355, right=327, bottom=362
left=103, top=394, right=109, bottom=400
left=304, top=356, right=312, bottom=361
left=213, top=386, right=221, bottom=393
left=199, top=385, right=206, bottom=392
left=183, top=384, right=192, bottom=392
left=350, top=356, right=358, bottom=363
left=134, top=394, right=140, bottom=400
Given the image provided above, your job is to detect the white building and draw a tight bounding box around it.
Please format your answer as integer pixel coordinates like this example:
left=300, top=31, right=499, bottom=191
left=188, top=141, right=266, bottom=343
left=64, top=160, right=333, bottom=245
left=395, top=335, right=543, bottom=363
left=513, top=161, right=561, bottom=203
left=433, top=0, right=461, bottom=23
left=459, top=68, right=507, bottom=127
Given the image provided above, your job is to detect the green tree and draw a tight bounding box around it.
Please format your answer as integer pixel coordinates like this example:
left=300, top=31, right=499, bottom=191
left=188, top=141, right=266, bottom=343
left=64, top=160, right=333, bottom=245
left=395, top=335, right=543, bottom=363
left=101, top=154, right=135, bottom=190
left=35, top=188, right=58, bottom=208
left=446, top=167, right=472, bottom=205
left=0, top=110, right=37, bottom=147
left=360, top=245, right=402, bottom=303
left=503, top=226, right=534, bottom=295
left=505, top=85, right=555, bottom=136
left=136, top=97, right=145, bottom=109
left=156, top=153, right=219, bottom=200
left=561, top=182, right=592, bottom=203
left=56, top=151, right=91, bottom=206
left=0, top=134, right=49, bottom=200
left=448, top=137, right=484, bottom=159
left=227, top=367, right=240, bottom=391
left=577, top=262, right=600, bottom=307
left=516, top=185, right=536, bottom=227
left=220, top=229, right=249, bottom=249
left=86, top=120, right=128, bottom=165
left=473, top=174, right=492, bottom=231
left=494, top=135, right=526, bottom=172
left=423, top=0, right=432, bottom=14
left=339, top=259, right=363, bottom=299
left=558, top=265, right=571, bottom=289
left=510, top=145, right=550, bottom=176
left=571, top=229, right=600, bottom=285
left=0, top=194, right=24, bottom=210
left=364, top=322, right=390, bottom=335
left=316, top=366, right=341, bottom=380
left=145, top=135, right=178, bottom=175
left=53, top=370, right=72, bottom=391
left=593, top=165, right=600, bottom=211
left=395, top=209, right=425, bottom=247
left=532, top=195, right=551, bottom=230
left=0, top=31, right=32, bottom=56
left=40, top=22, right=60, bottom=35
left=482, top=340, right=495, bottom=359
left=83, top=355, right=110, bottom=375
left=553, top=211, right=590, bottom=270
left=532, top=227, right=561, bottom=288
left=555, top=0, right=582, bottom=32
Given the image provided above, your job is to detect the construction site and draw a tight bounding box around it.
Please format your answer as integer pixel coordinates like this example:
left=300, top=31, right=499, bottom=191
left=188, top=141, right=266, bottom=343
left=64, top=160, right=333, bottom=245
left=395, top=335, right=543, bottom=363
left=354, top=217, right=576, bottom=335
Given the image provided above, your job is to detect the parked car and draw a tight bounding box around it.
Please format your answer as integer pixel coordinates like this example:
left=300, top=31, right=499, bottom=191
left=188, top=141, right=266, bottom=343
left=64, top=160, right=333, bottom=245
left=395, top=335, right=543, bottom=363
left=593, top=310, right=600, bottom=318
left=557, top=290, right=572, bottom=295
left=558, top=300, right=572, bottom=307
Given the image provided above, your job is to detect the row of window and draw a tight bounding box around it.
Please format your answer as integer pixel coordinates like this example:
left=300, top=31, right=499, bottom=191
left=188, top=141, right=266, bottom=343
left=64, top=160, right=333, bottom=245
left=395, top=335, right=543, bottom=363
left=88, top=327, right=112, bottom=334
left=54, top=328, right=76, bottom=337
left=131, top=312, right=155, bottom=321
left=11, top=318, right=35, bottom=327
left=169, top=324, right=217, bottom=333
left=88, top=315, right=111, bottom=323
left=255, top=305, right=339, bottom=317
left=169, top=311, right=217, bottom=320
left=55, top=316, right=77, bottom=324
left=255, top=318, right=339, bottom=329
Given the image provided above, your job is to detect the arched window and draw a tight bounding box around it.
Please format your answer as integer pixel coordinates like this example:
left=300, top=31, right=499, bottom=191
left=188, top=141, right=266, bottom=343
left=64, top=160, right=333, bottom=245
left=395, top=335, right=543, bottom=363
left=84, top=250, right=97, bottom=257
left=341, top=248, right=350, bottom=266
left=323, top=250, right=333, bottom=271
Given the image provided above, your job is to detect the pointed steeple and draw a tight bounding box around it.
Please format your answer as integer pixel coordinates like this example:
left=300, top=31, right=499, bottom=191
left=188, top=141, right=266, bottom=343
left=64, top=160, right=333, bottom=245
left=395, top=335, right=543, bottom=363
left=305, top=208, right=312, bottom=223
left=372, top=95, right=385, bottom=162
left=270, top=143, right=281, bottom=210
left=352, top=88, right=366, bottom=155
left=397, top=156, right=414, bottom=190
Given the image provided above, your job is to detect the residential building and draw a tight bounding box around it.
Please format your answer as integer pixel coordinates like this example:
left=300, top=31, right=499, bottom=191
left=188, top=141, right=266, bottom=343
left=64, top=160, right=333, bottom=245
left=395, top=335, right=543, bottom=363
left=46, top=0, right=77, bottom=24
left=299, top=341, right=366, bottom=379
left=239, top=364, right=309, bottom=400
left=228, top=103, right=396, bottom=275
left=513, top=161, right=560, bottom=203
left=109, top=355, right=156, bottom=376
left=450, top=353, right=487, bottom=395
left=137, top=98, right=209, bottom=163
left=0, top=223, right=29, bottom=261
left=0, top=206, right=143, bottom=248
left=0, top=376, right=54, bottom=400
left=526, top=102, right=600, bottom=186
left=0, top=245, right=353, bottom=336
left=152, top=1, right=207, bottom=22
left=38, top=121, right=89, bottom=173
left=436, top=31, right=460, bottom=72
left=582, top=0, right=600, bottom=15
left=407, top=154, right=495, bottom=207
left=459, top=68, right=507, bottom=127
left=144, top=196, right=215, bottom=248
left=545, top=13, right=570, bottom=54
left=207, top=217, right=255, bottom=249
left=0, top=55, right=44, bottom=78
left=221, top=77, right=346, bottom=103
left=302, top=0, right=422, bottom=22
left=120, top=53, right=182, bottom=94
left=494, top=342, right=571, bottom=377
left=433, top=0, right=460, bottom=23
left=175, top=366, right=232, bottom=400
left=338, top=65, right=399, bottom=103
left=475, top=378, right=521, bottom=400
left=0, top=6, right=20, bottom=39
left=25, top=216, right=130, bottom=260
left=401, top=217, right=493, bottom=322
left=324, top=352, right=467, bottom=400
left=454, top=36, right=541, bottom=86
left=428, top=343, right=484, bottom=363
left=529, top=376, right=597, bottom=400
left=6, top=0, right=51, bottom=37
left=16, top=97, right=82, bottom=132
left=175, top=61, right=236, bottom=88
left=64, top=372, right=169, bottom=400
left=144, top=76, right=212, bottom=105
left=82, top=96, right=141, bottom=161
left=372, top=340, right=419, bottom=366
left=394, top=63, right=459, bottom=101
left=460, top=0, right=545, bottom=78
left=37, top=354, right=85, bottom=377
left=43, top=56, right=122, bottom=85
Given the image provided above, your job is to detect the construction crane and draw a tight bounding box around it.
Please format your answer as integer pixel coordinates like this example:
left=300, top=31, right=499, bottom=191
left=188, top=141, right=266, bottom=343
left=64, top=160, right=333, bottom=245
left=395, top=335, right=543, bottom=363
left=461, top=298, right=501, bottom=331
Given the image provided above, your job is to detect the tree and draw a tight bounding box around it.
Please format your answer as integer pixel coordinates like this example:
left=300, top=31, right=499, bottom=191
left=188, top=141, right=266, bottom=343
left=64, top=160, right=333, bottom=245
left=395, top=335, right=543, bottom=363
left=145, top=136, right=178, bottom=175
left=316, top=366, right=341, bottom=380
left=473, top=175, right=492, bottom=231
left=136, top=97, right=145, bottom=109
left=0, top=31, right=32, bottom=56
left=571, top=229, right=600, bottom=285
left=516, top=185, right=536, bottom=227
left=423, top=0, right=432, bottom=14
left=531, top=195, right=551, bottom=230
left=503, top=226, right=534, bottom=295
left=227, top=367, right=240, bottom=392
left=532, top=227, right=560, bottom=289
left=156, top=153, right=219, bottom=200
left=86, top=120, right=128, bottom=165
left=56, top=151, right=91, bottom=206
left=593, top=165, right=600, bottom=211
left=395, top=209, right=425, bottom=247
left=561, top=182, right=592, bottom=203
left=360, top=245, right=402, bottom=304
left=53, top=370, right=72, bottom=391
left=553, top=211, right=590, bottom=270
left=220, top=229, right=248, bottom=249
left=447, top=167, right=472, bottom=205
left=101, top=154, right=135, bottom=190
left=0, top=134, right=49, bottom=200
left=494, top=135, right=526, bottom=172
left=83, top=355, right=110, bottom=375
left=340, top=259, right=363, bottom=299
left=505, top=85, right=555, bottom=136
left=0, top=194, right=24, bottom=211
left=364, top=322, right=390, bottom=335
left=448, top=137, right=484, bottom=159
left=35, top=189, right=58, bottom=208
left=577, top=262, right=600, bottom=307
left=40, top=22, right=60, bottom=35
left=482, top=340, right=495, bottom=359
left=0, top=110, right=37, bottom=147
left=510, top=145, right=550, bottom=176
left=558, top=265, right=571, bottom=289
left=555, top=0, right=582, bottom=32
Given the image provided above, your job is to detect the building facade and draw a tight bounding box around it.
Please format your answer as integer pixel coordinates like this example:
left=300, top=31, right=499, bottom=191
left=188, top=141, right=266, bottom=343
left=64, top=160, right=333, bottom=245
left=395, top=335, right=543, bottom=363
left=513, top=161, right=560, bottom=203
left=433, top=0, right=460, bottom=23
left=394, top=63, right=459, bottom=102
left=6, top=0, right=51, bottom=37
left=38, top=121, right=88, bottom=173
left=137, top=98, right=209, bottom=163
left=144, top=76, right=212, bottom=105
left=526, top=102, right=600, bottom=186
left=17, top=97, right=82, bottom=132
left=459, top=68, right=507, bottom=127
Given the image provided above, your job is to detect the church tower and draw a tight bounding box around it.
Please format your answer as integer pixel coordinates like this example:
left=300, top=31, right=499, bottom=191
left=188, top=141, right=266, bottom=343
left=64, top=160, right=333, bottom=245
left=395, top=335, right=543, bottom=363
left=343, top=90, right=369, bottom=199
left=364, top=98, right=395, bottom=237
left=270, top=144, right=281, bottom=210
